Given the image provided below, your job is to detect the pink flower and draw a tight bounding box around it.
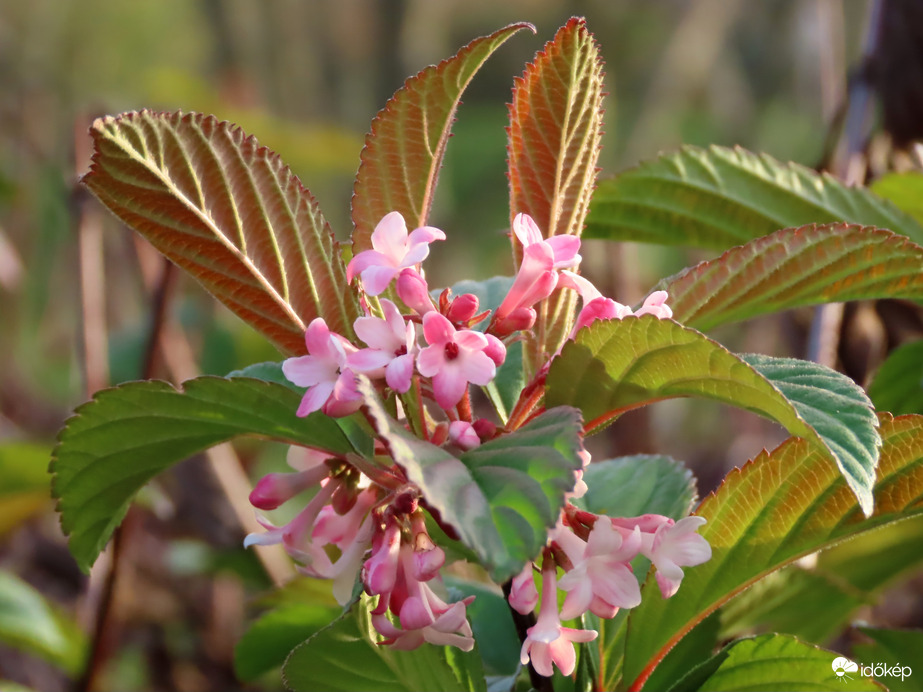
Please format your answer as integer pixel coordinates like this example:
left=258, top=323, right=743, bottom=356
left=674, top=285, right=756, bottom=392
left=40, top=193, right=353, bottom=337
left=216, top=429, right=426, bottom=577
left=347, top=299, right=417, bottom=393
left=643, top=516, right=711, bottom=598
left=633, top=290, right=673, bottom=319
left=493, top=242, right=558, bottom=335
left=347, top=212, right=446, bottom=295
left=395, top=269, right=436, bottom=315
left=448, top=421, right=481, bottom=450
left=416, top=312, right=497, bottom=409
left=445, top=293, right=480, bottom=324
left=363, top=517, right=402, bottom=595
left=554, top=521, right=643, bottom=620
left=282, top=318, right=362, bottom=417
left=520, top=560, right=597, bottom=677
left=512, top=213, right=581, bottom=269
left=558, top=271, right=631, bottom=336
left=248, top=463, right=329, bottom=510
left=508, top=564, right=539, bottom=615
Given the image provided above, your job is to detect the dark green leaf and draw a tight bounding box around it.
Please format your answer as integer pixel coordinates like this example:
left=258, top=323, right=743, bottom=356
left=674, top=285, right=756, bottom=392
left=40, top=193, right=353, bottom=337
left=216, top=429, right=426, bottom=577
left=363, top=377, right=582, bottom=582
left=585, top=145, right=923, bottom=249
left=742, top=353, right=880, bottom=517
left=852, top=628, right=921, bottom=692
left=575, top=455, right=696, bottom=519
left=52, top=377, right=360, bottom=571
left=869, top=340, right=923, bottom=416
left=282, top=598, right=485, bottom=692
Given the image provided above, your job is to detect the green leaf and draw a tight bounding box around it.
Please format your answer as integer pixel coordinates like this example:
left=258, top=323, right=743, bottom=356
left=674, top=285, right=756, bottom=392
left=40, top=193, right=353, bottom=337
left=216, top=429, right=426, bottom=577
left=742, top=353, right=880, bottom=517
left=351, top=23, right=534, bottom=250
left=852, top=628, right=921, bottom=692
left=683, top=634, right=882, bottom=692
left=51, top=376, right=360, bottom=572
left=83, top=110, right=360, bottom=355
left=575, top=455, right=696, bottom=519
left=0, top=442, right=52, bottom=535
left=0, top=570, right=85, bottom=673
left=507, top=17, right=606, bottom=367
left=869, top=340, right=923, bottom=415
left=546, top=317, right=880, bottom=513
left=622, top=413, right=923, bottom=691
left=445, top=579, right=520, bottom=676
left=282, top=597, right=486, bottom=692
left=871, top=171, right=923, bottom=227
left=364, top=380, right=582, bottom=582
left=234, top=602, right=340, bottom=681
left=585, top=145, right=923, bottom=249
left=662, top=224, right=923, bottom=332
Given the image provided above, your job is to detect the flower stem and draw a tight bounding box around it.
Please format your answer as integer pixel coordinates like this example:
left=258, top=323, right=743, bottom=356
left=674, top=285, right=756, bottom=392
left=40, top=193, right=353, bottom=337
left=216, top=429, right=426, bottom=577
left=501, top=579, right=554, bottom=692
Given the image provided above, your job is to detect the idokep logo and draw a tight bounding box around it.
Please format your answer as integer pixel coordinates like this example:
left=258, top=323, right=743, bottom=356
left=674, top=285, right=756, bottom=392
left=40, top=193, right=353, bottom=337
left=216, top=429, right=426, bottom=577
left=832, top=656, right=913, bottom=684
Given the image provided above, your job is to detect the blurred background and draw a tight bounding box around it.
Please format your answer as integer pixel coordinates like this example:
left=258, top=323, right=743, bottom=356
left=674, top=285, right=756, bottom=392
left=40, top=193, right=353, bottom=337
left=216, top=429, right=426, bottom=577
left=1, top=1, right=917, bottom=690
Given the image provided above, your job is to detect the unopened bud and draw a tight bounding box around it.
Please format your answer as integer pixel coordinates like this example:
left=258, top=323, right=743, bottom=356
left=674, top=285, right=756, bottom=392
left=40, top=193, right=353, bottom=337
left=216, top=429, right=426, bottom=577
left=483, top=333, right=507, bottom=367
left=448, top=420, right=481, bottom=450
left=396, top=268, right=436, bottom=315
left=445, top=293, right=479, bottom=323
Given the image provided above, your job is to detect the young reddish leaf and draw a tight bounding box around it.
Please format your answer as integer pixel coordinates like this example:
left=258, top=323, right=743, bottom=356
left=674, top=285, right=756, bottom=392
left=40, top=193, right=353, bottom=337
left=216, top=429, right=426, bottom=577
left=507, top=17, right=605, bottom=365
left=622, top=413, right=923, bottom=691
left=508, top=17, right=604, bottom=242
left=586, top=145, right=923, bottom=249
left=662, top=223, right=923, bottom=332
left=83, top=111, right=360, bottom=355
left=350, top=22, right=534, bottom=251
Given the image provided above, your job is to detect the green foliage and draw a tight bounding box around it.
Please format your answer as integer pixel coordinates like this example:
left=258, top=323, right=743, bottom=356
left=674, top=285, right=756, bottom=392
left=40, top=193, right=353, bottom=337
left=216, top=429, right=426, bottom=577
left=871, top=172, right=923, bottom=226
left=282, top=597, right=486, bottom=692
left=662, top=224, right=923, bottom=332
left=51, top=376, right=365, bottom=572
left=82, top=110, right=361, bottom=354
left=621, top=414, right=923, bottom=690
left=575, top=455, right=696, bottom=519
left=585, top=145, right=923, bottom=248
left=852, top=628, right=922, bottom=692
left=0, top=442, right=52, bottom=536
left=547, top=317, right=880, bottom=512
left=869, top=340, right=923, bottom=416
left=364, top=378, right=583, bottom=582
left=0, top=570, right=85, bottom=674
left=672, top=634, right=882, bottom=692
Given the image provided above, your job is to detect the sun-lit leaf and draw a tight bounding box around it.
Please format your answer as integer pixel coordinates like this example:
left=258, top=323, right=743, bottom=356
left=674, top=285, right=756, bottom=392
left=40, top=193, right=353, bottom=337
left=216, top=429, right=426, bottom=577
left=0, top=570, right=85, bottom=674
left=83, top=110, right=360, bottom=355
left=546, top=317, right=880, bottom=513
left=869, top=340, right=923, bottom=416
left=282, top=597, right=486, bottom=692
left=852, top=627, right=921, bottom=692
left=51, top=377, right=363, bottom=572
left=672, top=634, right=881, bottom=692
left=621, top=413, right=923, bottom=691
left=362, top=376, right=582, bottom=582
left=871, top=171, right=923, bottom=227
left=661, top=224, right=923, bottom=332
left=351, top=23, right=534, bottom=250
left=508, top=17, right=605, bottom=368
left=585, top=145, right=923, bottom=249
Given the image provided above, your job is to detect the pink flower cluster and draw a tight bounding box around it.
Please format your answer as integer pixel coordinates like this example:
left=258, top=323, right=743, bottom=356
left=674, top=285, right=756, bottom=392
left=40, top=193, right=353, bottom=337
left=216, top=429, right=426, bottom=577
left=244, top=446, right=475, bottom=649
left=512, top=501, right=711, bottom=677
left=245, top=211, right=711, bottom=665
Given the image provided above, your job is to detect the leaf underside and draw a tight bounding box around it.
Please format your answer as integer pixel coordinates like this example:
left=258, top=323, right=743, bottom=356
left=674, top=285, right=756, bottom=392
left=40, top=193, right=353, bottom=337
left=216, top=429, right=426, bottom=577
left=622, top=413, right=923, bottom=691
left=83, top=110, right=360, bottom=354
left=585, top=145, right=923, bottom=249
left=50, top=377, right=360, bottom=572
left=662, top=223, right=923, bottom=332
left=507, top=17, right=605, bottom=367
left=350, top=22, right=534, bottom=252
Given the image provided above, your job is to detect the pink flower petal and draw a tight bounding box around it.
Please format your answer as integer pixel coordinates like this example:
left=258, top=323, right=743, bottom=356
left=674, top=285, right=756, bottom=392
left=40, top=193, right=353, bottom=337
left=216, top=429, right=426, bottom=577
left=296, top=380, right=335, bottom=417
left=361, top=265, right=400, bottom=296
left=432, top=366, right=469, bottom=409
left=385, top=354, right=415, bottom=393
left=422, top=312, right=455, bottom=345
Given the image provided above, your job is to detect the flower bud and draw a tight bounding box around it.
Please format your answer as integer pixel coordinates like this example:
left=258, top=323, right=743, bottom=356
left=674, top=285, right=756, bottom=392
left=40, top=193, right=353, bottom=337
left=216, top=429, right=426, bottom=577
left=448, top=420, right=481, bottom=450
left=492, top=306, right=535, bottom=336
left=396, top=268, right=436, bottom=315
left=445, top=293, right=479, bottom=323
left=248, top=468, right=325, bottom=510
left=483, top=333, right=507, bottom=367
